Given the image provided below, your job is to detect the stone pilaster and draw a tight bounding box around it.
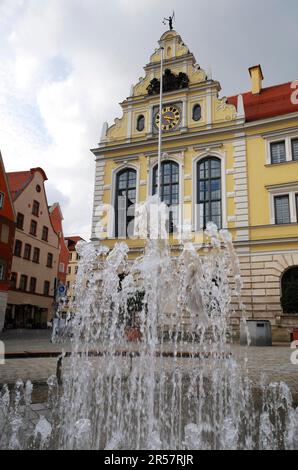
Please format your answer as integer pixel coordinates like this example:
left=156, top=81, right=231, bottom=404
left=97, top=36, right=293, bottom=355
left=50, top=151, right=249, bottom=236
left=91, top=158, right=106, bottom=243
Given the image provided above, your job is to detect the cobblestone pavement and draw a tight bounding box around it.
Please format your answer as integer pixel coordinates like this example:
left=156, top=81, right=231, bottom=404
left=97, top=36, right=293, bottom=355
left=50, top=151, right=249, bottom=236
left=0, top=330, right=297, bottom=404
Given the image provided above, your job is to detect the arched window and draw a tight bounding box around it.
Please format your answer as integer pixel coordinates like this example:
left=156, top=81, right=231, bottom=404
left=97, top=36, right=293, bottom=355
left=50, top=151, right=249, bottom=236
left=115, top=169, right=136, bottom=238
left=197, top=157, right=222, bottom=229
left=281, top=267, right=298, bottom=314
left=192, top=104, right=201, bottom=122
left=136, top=115, right=145, bottom=132
left=152, top=161, right=179, bottom=233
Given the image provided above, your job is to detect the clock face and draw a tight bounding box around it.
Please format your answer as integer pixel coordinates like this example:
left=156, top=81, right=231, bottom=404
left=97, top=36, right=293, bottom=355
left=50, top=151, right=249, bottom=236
left=154, top=105, right=181, bottom=131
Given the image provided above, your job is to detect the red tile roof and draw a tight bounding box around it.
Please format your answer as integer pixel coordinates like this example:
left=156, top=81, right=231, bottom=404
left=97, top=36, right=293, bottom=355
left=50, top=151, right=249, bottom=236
left=7, top=167, right=47, bottom=201
left=227, top=82, right=298, bottom=122
left=7, top=171, right=32, bottom=201
left=65, top=236, right=85, bottom=251
left=65, top=236, right=84, bottom=242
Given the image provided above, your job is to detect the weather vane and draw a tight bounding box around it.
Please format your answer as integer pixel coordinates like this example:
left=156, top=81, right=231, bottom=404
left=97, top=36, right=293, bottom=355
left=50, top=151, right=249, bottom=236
left=163, top=11, right=175, bottom=30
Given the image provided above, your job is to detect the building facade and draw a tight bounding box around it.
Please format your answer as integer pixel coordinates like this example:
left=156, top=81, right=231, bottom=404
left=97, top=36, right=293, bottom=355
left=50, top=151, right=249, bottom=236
left=91, top=30, right=298, bottom=340
left=64, top=236, right=84, bottom=316
left=5, top=168, right=59, bottom=328
left=49, top=203, right=69, bottom=287
left=0, top=153, right=16, bottom=331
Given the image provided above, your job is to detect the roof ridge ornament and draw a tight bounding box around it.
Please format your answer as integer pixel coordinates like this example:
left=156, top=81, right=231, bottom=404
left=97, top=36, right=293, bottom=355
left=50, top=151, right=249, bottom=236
left=163, top=11, right=175, bottom=30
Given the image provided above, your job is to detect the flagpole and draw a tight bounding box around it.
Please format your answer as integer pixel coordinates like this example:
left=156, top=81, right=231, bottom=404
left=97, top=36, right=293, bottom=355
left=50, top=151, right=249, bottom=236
left=157, top=46, right=164, bottom=202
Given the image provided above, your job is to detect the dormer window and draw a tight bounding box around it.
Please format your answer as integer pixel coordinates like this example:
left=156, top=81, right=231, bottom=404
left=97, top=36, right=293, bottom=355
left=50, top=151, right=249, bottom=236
left=192, top=104, right=202, bottom=122
left=136, top=115, right=145, bottom=132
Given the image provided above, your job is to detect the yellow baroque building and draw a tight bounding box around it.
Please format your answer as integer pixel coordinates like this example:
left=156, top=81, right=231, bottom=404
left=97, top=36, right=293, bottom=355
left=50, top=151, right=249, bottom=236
left=91, top=30, right=298, bottom=341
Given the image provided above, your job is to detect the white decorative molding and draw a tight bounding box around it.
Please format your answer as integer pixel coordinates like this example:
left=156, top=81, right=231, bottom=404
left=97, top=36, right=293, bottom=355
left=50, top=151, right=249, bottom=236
left=265, top=133, right=298, bottom=165
left=113, top=155, right=139, bottom=164
left=237, top=94, right=245, bottom=119
left=206, top=88, right=212, bottom=127
left=233, top=138, right=249, bottom=236
left=267, top=183, right=298, bottom=224
left=91, top=159, right=106, bottom=240
left=100, top=122, right=108, bottom=143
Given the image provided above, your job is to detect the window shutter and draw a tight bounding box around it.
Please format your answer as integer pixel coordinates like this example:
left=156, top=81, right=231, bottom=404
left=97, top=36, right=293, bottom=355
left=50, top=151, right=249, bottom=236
left=292, top=139, right=298, bottom=161
left=270, top=141, right=286, bottom=164
left=274, top=195, right=290, bottom=224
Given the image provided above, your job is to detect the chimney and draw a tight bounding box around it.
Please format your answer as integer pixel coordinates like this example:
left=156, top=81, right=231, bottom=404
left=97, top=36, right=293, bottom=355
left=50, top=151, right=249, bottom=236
left=249, top=65, right=264, bottom=94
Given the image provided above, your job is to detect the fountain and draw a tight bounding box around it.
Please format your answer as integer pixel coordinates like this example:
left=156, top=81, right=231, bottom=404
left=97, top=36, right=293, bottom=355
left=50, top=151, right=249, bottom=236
left=0, top=201, right=297, bottom=450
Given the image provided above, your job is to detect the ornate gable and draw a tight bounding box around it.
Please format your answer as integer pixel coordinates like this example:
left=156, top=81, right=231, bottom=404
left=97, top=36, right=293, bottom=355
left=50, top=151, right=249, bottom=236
left=102, top=30, right=238, bottom=144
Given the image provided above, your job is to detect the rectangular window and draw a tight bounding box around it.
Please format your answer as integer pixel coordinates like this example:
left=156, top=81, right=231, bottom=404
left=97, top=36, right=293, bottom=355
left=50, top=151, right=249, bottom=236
left=75, top=266, right=78, bottom=274
left=292, top=139, right=298, bottom=161
left=42, top=226, right=49, bottom=241
left=59, top=262, right=65, bottom=273
left=32, top=247, right=40, bottom=263
left=47, top=253, right=53, bottom=268
left=0, top=224, right=9, bottom=243
left=30, top=220, right=37, bottom=236
left=0, top=263, right=4, bottom=281
left=270, top=141, right=286, bottom=164
left=29, top=277, right=37, bottom=293
left=296, top=194, right=298, bottom=222
left=43, top=281, right=50, bottom=296
left=32, top=200, right=40, bottom=217
left=69, top=252, right=72, bottom=261
left=0, top=192, right=4, bottom=209
left=19, top=274, right=28, bottom=291
left=14, top=239, right=22, bottom=257
left=68, top=266, right=71, bottom=274
left=10, top=272, right=17, bottom=289
left=23, top=243, right=31, bottom=260
left=16, top=212, right=24, bottom=230
left=274, top=195, right=291, bottom=224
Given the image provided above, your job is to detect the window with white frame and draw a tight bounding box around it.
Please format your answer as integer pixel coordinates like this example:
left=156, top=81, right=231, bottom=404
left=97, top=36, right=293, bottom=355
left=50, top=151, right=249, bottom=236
left=268, top=136, right=298, bottom=164
left=197, top=157, right=222, bottom=229
left=269, top=185, right=298, bottom=225
left=152, top=161, right=179, bottom=234
left=115, top=168, right=137, bottom=238
left=274, top=195, right=290, bottom=225
left=270, top=141, right=286, bottom=164
left=0, top=192, right=4, bottom=209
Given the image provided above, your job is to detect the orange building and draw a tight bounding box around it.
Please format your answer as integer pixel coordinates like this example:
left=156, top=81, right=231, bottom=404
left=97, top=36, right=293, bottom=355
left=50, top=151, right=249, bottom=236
left=0, top=152, right=16, bottom=331
left=49, top=203, right=69, bottom=287
left=64, top=236, right=85, bottom=316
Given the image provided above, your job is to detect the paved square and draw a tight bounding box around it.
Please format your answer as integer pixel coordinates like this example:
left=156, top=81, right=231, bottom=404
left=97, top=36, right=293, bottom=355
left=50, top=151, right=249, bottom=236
left=0, top=330, right=297, bottom=405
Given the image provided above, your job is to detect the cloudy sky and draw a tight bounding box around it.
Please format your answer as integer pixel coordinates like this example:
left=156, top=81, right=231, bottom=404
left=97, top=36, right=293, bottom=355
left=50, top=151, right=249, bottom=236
left=0, top=0, right=297, bottom=240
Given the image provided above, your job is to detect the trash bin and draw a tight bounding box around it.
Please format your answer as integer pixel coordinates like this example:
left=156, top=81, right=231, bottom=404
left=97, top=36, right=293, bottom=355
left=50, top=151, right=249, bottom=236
left=240, top=320, right=272, bottom=347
